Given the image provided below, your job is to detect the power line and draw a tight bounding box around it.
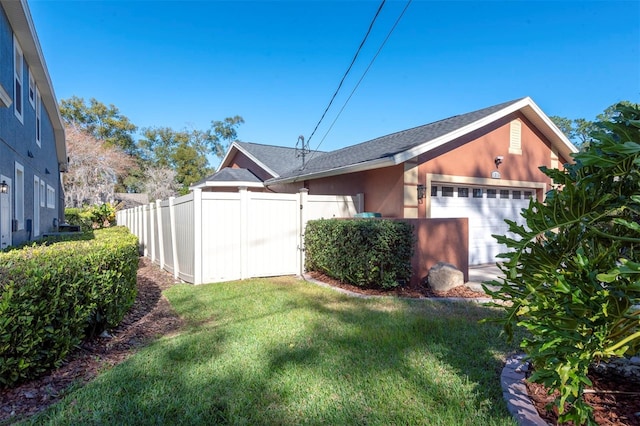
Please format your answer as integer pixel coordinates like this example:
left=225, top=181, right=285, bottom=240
left=305, top=0, right=386, bottom=149
left=309, top=0, right=413, bottom=160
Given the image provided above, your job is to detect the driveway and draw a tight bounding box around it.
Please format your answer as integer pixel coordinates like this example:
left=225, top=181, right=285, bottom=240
left=466, top=264, right=503, bottom=293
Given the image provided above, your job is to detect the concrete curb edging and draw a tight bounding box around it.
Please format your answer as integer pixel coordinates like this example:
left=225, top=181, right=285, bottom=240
left=501, top=354, right=548, bottom=426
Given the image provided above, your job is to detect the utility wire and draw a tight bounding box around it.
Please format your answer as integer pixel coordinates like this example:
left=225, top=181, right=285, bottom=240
left=308, top=1, right=412, bottom=161
left=305, top=0, right=386, bottom=149
left=308, top=0, right=413, bottom=161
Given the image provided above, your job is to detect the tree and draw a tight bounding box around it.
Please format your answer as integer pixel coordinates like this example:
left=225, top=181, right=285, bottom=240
left=142, top=166, right=181, bottom=200
left=63, top=124, right=134, bottom=207
left=209, top=116, right=244, bottom=158
left=550, top=100, right=635, bottom=147
left=59, top=96, right=138, bottom=155
left=485, top=103, right=640, bottom=424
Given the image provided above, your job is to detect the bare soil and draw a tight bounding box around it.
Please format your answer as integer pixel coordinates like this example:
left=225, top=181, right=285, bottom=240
left=0, top=257, right=183, bottom=424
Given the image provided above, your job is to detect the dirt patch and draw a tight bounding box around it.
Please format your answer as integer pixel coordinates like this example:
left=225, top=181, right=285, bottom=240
left=306, top=270, right=487, bottom=299
left=0, top=257, right=183, bottom=424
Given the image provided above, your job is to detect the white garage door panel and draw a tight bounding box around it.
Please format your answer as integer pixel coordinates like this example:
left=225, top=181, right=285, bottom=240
left=431, top=185, right=531, bottom=265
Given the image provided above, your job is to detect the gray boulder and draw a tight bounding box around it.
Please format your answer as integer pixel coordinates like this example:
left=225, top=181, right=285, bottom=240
left=428, top=262, right=464, bottom=292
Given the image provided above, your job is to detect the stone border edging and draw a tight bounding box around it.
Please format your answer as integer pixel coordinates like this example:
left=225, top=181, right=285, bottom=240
left=501, top=354, right=548, bottom=426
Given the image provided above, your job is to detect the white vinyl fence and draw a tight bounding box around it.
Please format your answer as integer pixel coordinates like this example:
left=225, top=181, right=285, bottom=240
left=117, top=188, right=363, bottom=284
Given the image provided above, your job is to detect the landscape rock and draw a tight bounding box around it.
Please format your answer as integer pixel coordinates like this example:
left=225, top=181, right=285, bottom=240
left=428, top=262, right=464, bottom=292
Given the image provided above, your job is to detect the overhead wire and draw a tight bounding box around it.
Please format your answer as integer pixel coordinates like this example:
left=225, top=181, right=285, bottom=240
left=305, top=0, right=387, bottom=150
left=308, top=0, right=413, bottom=161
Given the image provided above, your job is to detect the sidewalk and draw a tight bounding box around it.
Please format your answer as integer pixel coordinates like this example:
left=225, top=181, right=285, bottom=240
left=466, top=264, right=503, bottom=293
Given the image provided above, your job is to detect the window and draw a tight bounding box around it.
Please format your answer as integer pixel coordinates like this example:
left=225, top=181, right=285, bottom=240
left=524, top=191, right=533, bottom=199
left=47, top=185, right=55, bottom=209
left=442, top=186, right=454, bottom=197
left=473, top=188, right=483, bottom=198
left=15, top=163, right=24, bottom=229
left=28, top=68, right=35, bottom=108
left=431, top=185, right=437, bottom=197
left=512, top=190, right=522, bottom=200
left=40, top=180, right=45, bottom=207
left=458, top=187, right=469, bottom=197
left=14, top=36, right=24, bottom=123
left=500, top=189, right=510, bottom=199
left=486, top=189, right=497, bottom=198
left=35, top=87, right=41, bottom=146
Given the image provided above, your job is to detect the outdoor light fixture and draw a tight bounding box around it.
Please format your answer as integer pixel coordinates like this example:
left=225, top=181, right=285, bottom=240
left=0, top=181, right=8, bottom=194
left=417, top=184, right=426, bottom=202
left=494, top=156, right=504, bottom=168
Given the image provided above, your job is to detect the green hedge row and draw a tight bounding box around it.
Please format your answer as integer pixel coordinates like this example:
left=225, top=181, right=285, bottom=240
left=305, top=219, right=414, bottom=289
left=0, top=227, right=139, bottom=387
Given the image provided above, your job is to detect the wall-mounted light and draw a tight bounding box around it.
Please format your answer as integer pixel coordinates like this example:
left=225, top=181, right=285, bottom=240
left=27, top=150, right=34, bottom=158
left=417, top=184, right=426, bottom=203
left=494, top=156, right=503, bottom=168
left=0, top=181, right=8, bottom=194
left=45, top=168, right=51, bottom=174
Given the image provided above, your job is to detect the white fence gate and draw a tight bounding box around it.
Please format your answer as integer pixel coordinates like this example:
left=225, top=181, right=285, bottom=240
left=117, top=188, right=363, bottom=284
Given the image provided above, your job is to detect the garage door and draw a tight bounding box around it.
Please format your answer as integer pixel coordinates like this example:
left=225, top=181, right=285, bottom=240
left=430, top=184, right=533, bottom=265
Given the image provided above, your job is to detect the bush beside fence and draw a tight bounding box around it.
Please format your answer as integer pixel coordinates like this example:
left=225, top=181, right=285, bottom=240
left=305, top=219, right=414, bottom=289
left=0, top=227, right=138, bottom=387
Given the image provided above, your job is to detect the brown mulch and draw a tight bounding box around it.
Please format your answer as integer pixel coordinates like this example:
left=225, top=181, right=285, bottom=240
left=0, top=257, right=183, bottom=424
left=526, top=370, right=640, bottom=426
left=306, top=270, right=488, bottom=299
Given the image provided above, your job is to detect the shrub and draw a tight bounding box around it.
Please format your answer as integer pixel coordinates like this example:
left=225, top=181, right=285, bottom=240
left=305, top=219, right=414, bottom=289
left=64, top=203, right=118, bottom=231
left=484, top=103, right=640, bottom=424
left=0, top=227, right=138, bottom=387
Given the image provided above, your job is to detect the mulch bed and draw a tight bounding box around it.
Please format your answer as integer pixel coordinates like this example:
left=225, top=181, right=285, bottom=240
left=306, top=270, right=487, bottom=299
left=526, top=369, right=640, bottom=426
left=0, top=257, right=183, bottom=424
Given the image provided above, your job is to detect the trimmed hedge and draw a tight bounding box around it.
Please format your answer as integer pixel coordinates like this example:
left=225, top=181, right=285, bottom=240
left=0, top=227, right=138, bottom=387
left=305, top=219, right=414, bottom=289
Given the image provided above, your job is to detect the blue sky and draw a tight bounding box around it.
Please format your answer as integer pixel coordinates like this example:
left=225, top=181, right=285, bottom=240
left=29, top=0, right=639, bottom=166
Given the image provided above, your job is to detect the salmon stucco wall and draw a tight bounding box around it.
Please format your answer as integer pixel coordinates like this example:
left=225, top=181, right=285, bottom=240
left=229, top=151, right=274, bottom=182
left=396, top=218, right=469, bottom=286
left=305, top=165, right=404, bottom=217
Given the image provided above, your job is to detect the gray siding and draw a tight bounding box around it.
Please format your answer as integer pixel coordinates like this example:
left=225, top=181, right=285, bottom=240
left=0, top=3, right=63, bottom=246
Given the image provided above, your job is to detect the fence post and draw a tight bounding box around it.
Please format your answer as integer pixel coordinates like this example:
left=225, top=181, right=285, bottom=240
left=142, top=204, right=148, bottom=257
left=169, top=196, right=179, bottom=280
left=193, top=188, right=203, bottom=285
left=239, top=186, right=249, bottom=280
left=148, top=203, right=155, bottom=263
left=156, top=200, right=165, bottom=270
left=298, top=188, right=309, bottom=277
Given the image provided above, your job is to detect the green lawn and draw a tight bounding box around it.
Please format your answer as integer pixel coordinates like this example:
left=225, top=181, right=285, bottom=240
left=23, top=277, right=519, bottom=425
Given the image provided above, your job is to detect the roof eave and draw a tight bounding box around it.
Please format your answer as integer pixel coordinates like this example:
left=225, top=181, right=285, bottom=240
left=190, top=181, right=265, bottom=190
left=2, top=0, right=67, bottom=172
left=267, top=157, right=395, bottom=185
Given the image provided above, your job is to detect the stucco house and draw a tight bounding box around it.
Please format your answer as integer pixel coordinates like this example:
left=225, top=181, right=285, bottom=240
left=0, top=0, right=67, bottom=248
left=195, top=97, right=578, bottom=267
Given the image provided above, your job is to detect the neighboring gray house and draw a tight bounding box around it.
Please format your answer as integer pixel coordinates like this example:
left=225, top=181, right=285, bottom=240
left=0, top=0, right=67, bottom=247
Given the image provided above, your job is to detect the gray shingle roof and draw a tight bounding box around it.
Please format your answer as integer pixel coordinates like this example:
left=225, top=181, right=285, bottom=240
left=269, top=98, right=525, bottom=182
left=235, top=142, right=323, bottom=177
left=195, top=168, right=262, bottom=186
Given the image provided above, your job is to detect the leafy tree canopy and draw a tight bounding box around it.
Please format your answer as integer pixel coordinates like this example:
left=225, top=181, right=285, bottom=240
left=60, top=96, right=138, bottom=155
left=550, top=100, right=635, bottom=147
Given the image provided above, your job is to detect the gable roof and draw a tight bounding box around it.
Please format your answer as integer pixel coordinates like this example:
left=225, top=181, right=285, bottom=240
left=266, top=97, right=578, bottom=185
left=218, top=141, right=317, bottom=178
left=191, top=167, right=263, bottom=189
left=2, top=0, right=67, bottom=171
